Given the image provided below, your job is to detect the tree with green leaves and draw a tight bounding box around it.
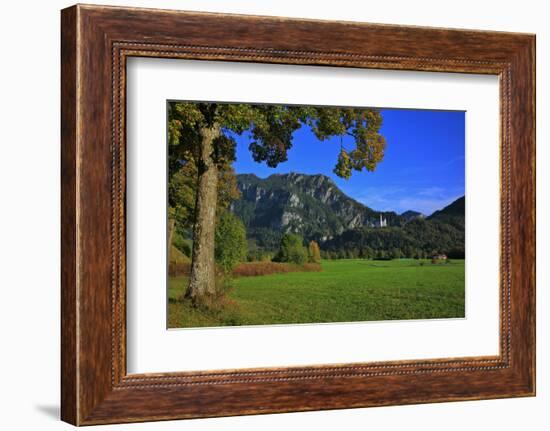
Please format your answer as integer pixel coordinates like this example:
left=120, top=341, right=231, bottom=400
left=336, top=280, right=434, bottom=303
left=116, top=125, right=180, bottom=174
left=168, top=102, right=386, bottom=304
left=215, top=211, right=248, bottom=274
left=276, top=233, right=308, bottom=265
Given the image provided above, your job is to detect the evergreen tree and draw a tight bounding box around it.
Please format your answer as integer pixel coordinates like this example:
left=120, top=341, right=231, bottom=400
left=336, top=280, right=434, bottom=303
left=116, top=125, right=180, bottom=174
left=276, top=233, right=308, bottom=265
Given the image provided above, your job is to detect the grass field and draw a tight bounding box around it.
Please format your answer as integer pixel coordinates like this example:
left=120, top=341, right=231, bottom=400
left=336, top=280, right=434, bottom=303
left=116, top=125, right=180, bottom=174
left=167, top=259, right=465, bottom=328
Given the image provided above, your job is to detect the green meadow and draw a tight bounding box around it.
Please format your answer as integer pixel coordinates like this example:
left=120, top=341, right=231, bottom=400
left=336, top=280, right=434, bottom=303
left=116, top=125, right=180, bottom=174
left=167, top=259, right=465, bottom=328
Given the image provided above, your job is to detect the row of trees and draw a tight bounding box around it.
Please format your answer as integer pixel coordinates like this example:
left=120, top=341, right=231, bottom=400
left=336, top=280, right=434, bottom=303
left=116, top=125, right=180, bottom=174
left=273, top=233, right=321, bottom=265
left=189, top=213, right=322, bottom=281
left=181, top=218, right=464, bottom=273
left=322, top=219, right=465, bottom=259
left=214, top=224, right=322, bottom=274
left=321, top=246, right=465, bottom=260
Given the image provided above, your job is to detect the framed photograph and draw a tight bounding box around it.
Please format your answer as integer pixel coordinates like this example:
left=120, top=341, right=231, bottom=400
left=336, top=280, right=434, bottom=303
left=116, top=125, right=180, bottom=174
left=61, top=4, right=535, bottom=425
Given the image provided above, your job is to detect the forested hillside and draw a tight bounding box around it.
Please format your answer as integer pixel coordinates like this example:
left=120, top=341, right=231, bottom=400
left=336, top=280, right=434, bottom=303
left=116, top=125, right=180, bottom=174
left=232, top=173, right=464, bottom=259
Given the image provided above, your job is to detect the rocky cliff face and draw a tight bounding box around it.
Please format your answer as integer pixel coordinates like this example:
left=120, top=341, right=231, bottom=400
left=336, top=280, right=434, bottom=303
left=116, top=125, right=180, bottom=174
left=232, top=173, right=403, bottom=245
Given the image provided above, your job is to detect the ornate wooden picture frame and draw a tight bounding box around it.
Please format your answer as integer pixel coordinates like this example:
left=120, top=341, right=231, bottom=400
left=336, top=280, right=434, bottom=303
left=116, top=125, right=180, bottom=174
left=61, top=4, right=535, bottom=425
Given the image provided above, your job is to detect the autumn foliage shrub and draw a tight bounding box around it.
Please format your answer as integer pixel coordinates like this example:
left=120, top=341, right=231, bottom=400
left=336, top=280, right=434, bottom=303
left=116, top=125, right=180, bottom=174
left=233, top=261, right=322, bottom=277
left=308, top=240, right=322, bottom=264
left=168, top=260, right=322, bottom=277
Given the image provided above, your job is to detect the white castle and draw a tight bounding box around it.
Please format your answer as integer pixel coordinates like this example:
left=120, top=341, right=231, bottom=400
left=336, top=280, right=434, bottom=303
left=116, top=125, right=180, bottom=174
left=378, top=214, right=388, bottom=228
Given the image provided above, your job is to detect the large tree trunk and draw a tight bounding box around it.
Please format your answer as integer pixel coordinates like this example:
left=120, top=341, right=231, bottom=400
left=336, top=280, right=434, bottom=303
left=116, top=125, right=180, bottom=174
left=186, top=126, right=220, bottom=304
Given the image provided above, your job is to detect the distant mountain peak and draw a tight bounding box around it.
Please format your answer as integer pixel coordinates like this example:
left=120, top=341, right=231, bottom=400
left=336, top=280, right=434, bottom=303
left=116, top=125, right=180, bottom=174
left=400, top=210, right=424, bottom=222
left=426, top=196, right=465, bottom=230
left=428, top=196, right=465, bottom=218
left=401, top=209, right=423, bottom=216
left=266, top=172, right=333, bottom=182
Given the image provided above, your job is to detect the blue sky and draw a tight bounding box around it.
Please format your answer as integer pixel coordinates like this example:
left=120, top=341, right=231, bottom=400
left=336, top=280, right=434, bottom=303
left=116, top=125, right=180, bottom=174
left=232, top=108, right=465, bottom=216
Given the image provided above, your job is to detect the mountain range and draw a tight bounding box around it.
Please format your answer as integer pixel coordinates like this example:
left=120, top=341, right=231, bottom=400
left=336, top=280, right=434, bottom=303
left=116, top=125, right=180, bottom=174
left=231, top=173, right=464, bottom=257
